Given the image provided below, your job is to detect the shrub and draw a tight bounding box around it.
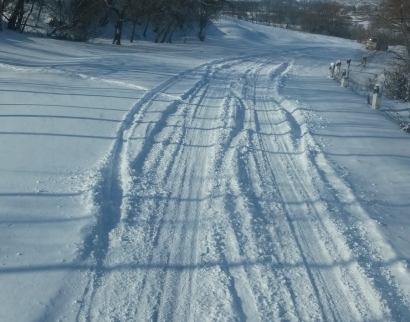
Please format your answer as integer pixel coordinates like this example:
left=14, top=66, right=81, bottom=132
left=384, top=68, right=410, bottom=102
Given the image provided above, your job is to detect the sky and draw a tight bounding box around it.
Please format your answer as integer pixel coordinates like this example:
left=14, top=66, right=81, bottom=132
left=1, top=16, right=410, bottom=322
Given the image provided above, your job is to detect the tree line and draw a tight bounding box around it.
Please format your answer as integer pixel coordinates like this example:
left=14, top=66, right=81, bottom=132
left=1, top=0, right=407, bottom=50
left=223, top=0, right=410, bottom=103
left=1, top=0, right=410, bottom=102
left=0, top=0, right=224, bottom=43
left=373, top=0, right=410, bottom=102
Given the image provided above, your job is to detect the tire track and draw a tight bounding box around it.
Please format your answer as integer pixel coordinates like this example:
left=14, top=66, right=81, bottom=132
left=72, top=52, right=409, bottom=322
left=223, top=61, right=322, bottom=321
left=75, top=62, right=217, bottom=321
left=256, top=58, right=394, bottom=320
left=272, top=59, right=410, bottom=320
left=146, top=59, right=257, bottom=322
left=79, top=57, right=256, bottom=321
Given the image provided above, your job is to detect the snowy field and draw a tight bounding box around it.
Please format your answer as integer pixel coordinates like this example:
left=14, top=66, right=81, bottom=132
left=1, top=17, right=410, bottom=322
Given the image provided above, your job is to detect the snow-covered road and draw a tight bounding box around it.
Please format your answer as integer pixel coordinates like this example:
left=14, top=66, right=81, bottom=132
left=65, top=56, right=409, bottom=321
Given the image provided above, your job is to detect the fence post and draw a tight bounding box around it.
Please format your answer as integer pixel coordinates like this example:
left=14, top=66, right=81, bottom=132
left=329, top=62, right=335, bottom=78
left=372, top=85, right=381, bottom=110
left=335, top=60, right=342, bottom=76
left=346, top=59, right=351, bottom=77
left=341, top=69, right=347, bottom=87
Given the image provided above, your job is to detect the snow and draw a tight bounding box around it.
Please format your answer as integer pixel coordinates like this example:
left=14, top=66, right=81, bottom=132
left=1, top=16, right=410, bottom=321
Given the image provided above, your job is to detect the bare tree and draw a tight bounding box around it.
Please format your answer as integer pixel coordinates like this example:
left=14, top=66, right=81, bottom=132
left=300, top=1, right=352, bottom=38
left=196, top=0, right=223, bottom=41
left=377, top=0, right=410, bottom=63
left=128, top=0, right=146, bottom=42
left=7, top=0, right=24, bottom=30
left=36, top=0, right=46, bottom=26
left=48, top=0, right=106, bottom=40
left=0, top=0, right=10, bottom=31
left=375, top=0, right=410, bottom=101
left=20, top=0, right=35, bottom=33
left=111, top=0, right=129, bottom=45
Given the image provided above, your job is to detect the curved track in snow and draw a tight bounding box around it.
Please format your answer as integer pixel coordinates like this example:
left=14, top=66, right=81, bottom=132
left=75, top=56, right=410, bottom=321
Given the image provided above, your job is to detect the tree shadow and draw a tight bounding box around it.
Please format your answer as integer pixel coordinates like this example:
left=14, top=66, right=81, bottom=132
left=0, top=131, right=115, bottom=140
left=0, top=103, right=129, bottom=112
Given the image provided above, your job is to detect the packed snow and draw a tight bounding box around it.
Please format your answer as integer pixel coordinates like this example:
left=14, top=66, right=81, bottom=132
left=1, top=17, right=410, bottom=322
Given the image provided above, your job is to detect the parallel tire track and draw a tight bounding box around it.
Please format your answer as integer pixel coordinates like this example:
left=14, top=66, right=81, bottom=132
left=73, top=55, right=410, bottom=322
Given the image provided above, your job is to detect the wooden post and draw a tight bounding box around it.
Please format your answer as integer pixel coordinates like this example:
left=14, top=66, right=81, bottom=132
left=329, top=63, right=335, bottom=78
left=346, top=59, right=351, bottom=77
left=372, top=85, right=381, bottom=110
